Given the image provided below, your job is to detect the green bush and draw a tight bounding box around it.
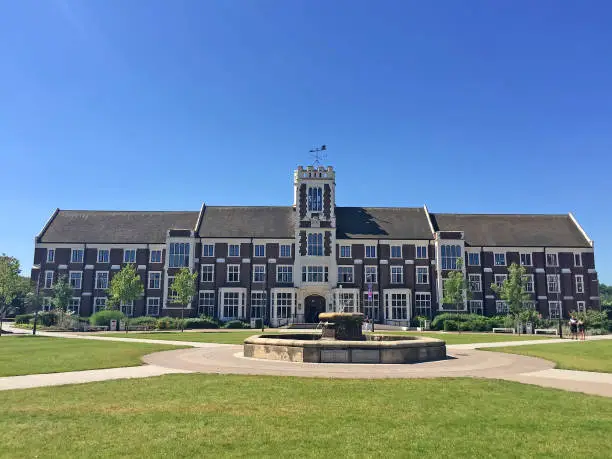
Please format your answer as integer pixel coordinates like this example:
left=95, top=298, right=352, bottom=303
left=443, top=320, right=458, bottom=331
left=156, top=317, right=186, bottom=330
left=223, top=320, right=250, bottom=329
left=129, top=316, right=158, bottom=329
left=253, top=319, right=263, bottom=329
left=184, top=318, right=219, bottom=329
left=458, top=321, right=472, bottom=332
left=38, top=311, right=58, bottom=327
left=89, top=310, right=126, bottom=327
left=15, top=314, right=34, bottom=325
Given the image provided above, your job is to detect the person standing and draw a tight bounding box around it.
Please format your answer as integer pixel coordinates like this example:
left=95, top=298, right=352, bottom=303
left=578, top=318, right=586, bottom=341
left=569, top=315, right=578, bottom=340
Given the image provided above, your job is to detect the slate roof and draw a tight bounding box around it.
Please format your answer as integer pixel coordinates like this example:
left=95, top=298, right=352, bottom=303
left=335, top=207, right=433, bottom=239
left=430, top=213, right=591, bottom=247
left=196, top=206, right=295, bottom=238
left=38, top=210, right=199, bottom=244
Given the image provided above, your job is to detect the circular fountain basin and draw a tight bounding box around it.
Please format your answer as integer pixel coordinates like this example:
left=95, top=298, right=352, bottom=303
left=243, top=333, right=446, bottom=364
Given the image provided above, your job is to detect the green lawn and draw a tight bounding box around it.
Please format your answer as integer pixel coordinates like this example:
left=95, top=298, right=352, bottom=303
left=0, top=335, right=181, bottom=376
left=1, top=375, right=611, bottom=458
left=100, top=330, right=553, bottom=345
left=489, top=340, right=612, bottom=373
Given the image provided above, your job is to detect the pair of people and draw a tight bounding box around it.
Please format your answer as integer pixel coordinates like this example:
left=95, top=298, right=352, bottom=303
left=569, top=315, right=586, bottom=340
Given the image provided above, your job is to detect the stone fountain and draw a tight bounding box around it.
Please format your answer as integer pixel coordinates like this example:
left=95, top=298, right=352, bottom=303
left=243, top=312, right=446, bottom=364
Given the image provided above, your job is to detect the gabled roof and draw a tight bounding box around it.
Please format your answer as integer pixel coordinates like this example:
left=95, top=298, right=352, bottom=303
left=335, top=207, right=433, bottom=239
left=430, top=213, right=591, bottom=247
left=196, top=206, right=295, bottom=239
left=38, top=210, right=199, bottom=244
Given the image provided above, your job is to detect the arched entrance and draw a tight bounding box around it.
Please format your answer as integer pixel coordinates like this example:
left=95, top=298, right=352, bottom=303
left=304, top=295, right=326, bottom=323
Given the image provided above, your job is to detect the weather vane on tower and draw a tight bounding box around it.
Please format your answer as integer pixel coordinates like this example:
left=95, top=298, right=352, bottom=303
left=309, top=144, right=327, bottom=167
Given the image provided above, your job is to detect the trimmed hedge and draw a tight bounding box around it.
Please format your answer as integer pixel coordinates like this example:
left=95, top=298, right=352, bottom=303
left=223, top=320, right=250, bottom=329
left=156, top=317, right=186, bottom=330
left=89, top=310, right=126, bottom=327
left=184, top=318, right=219, bottom=329
left=431, top=313, right=511, bottom=332
left=129, top=316, right=158, bottom=329
left=15, top=314, right=34, bottom=325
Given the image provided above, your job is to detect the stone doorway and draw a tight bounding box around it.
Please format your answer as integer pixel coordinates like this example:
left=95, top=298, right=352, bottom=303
left=304, top=295, right=326, bottom=323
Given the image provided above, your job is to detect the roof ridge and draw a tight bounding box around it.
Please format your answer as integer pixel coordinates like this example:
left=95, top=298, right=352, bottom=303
left=435, top=212, right=569, bottom=217
left=336, top=206, right=423, bottom=210
left=58, top=209, right=199, bottom=213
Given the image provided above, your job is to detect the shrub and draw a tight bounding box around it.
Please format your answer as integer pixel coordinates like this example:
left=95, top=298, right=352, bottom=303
left=443, top=320, right=458, bottom=331
left=15, top=314, right=34, bottom=325
left=38, top=311, right=57, bottom=327
left=156, top=317, right=186, bottom=330
left=130, top=316, right=158, bottom=329
left=458, top=321, right=472, bottom=332
left=90, top=310, right=126, bottom=327
left=184, top=317, right=219, bottom=329
left=253, top=319, right=263, bottom=329
left=223, top=320, right=250, bottom=329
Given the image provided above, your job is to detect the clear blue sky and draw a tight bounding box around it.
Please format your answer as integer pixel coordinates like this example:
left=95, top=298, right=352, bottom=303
left=1, top=1, right=611, bottom=282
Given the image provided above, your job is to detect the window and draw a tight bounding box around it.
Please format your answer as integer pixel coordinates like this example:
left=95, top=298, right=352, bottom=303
left=441, top=245, right=461, bottom=270
left=575, top=275, right=584, bottom=294
left=574, top=253, right=582, bottom=267
left=520, top=253, right=532, bottom=266
left=302, top=266, right=328, bottom=283
left=494, top=253, right=506, bottom=266
left=416, top=266, right=429, bottom=285
left=336, top=292, right=356, bottom=312
left=250, top=291, right=267, bottom=318
left=95, top=271, right=109, bottom=289
left=577, top=301, right=586, bottom=313
left=200, top=265, right=214, bottom=283
left=307, top=233, right=323, bottom=256
left=254, top=244, right=265, bottom=257
left=123, top=249, right=136, bottom=264
left=228, top=244, right=240, bottom=257
left=150, top=250, right=162, bottom=263
left=340, top=245, right=351, bottom=258
left=468, top=274, right=481, bottom=292
left=71, top=249, right=84, bottom=263
left=198, top=291, right=216, bottom=317
left=227, top=265, right=240, bottom=283
left=253, top=265, right=266, bottom=282
left=388, top=293, right=408, bottom=320
left=44, top=270, right=54, bottom=289
left=546, top=253, right=558, bottom=267
left=391, top=245, right=402, bottom=258
left=338, top=266, right=354, bottom=283
left=496, top=300, right=508, bottom=314
left=97, top=249, right=109, bottom=264
left=146, top=298, right=160, bottom=316
left=93, top=297, right=107, bottom=313
left=363, top=292, right=379, bottom=320
left=167, top=276, right=177, bottom=302
left=68, top=298, right=81, bottom=315
left=149, top=271, right=161, bottom=289
left=391, top=266, right=404, bottom=284
left=549, top=301, right=562, bottom=319
left=202, top=244, right=214, bottom=257
left=69, top=271, right=82, bottom=289
left=547, top=274, right=560, bottom=293
left=415, top=292, right=432, bottom=317
left=469, top=300, right=483, bottom=315
left=365, top=245, right=377, bottom=258
left=416, top=245, right=427, bottom=259
left=523, top=275, right=534, bottom=293
left=223, top=292, right=241, bottom=318
left=522, top=301, right=536, bottom=310
left=467, top=252, right=480, bottom=266
left=276, top=292, right=293, bottom=319
left=365, top=266, right=378, bottom=284
left=169, top=243, right=189, bottom=267
left=307, top=186, right=323, bottom=211
left=120, top=301, right=134, bottom=317
left=280, top=244, right=291, bottom=258
left=47, top=249, right=55, bottom=263
left=494, top=274, right=507, bottom=289
left=42, top=297, right=53, bottom=312
left=276, top=265, right=293, bottom=283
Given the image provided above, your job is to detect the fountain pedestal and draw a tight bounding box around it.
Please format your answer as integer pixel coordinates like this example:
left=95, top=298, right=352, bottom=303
left=319, top=312, right=365, bottom=341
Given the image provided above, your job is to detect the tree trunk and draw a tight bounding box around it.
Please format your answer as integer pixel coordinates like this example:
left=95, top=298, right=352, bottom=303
left=181, top=305, right=185, bottom=332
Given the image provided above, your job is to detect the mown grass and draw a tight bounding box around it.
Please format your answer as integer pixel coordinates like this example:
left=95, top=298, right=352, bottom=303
left=489, top=340, right=612, bottom=373
left=0, top=336, right=182, bottom=376
left=100, top=330, right=553, bottom=345
left=0, top=375, right=611, bottom=458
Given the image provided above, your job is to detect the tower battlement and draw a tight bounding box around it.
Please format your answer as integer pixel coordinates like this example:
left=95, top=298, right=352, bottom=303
left=295, top=165, right=335, bottom=180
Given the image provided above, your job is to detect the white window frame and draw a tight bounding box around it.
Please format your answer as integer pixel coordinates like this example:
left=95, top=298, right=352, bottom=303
left=390, top=266, right=404, bottom=284
left=44, top=270, right=54, bottom=289
left=227, top=264, right=240, bottom=283
left=546, top=253, right=559, bottom=267
left=469, top=300, right=483, bottom=315
left=198, top=290, right=216, bottom=317
left=522, top=301, right=536, bottom=310
left=574, top=253, right=582, bottom=267
left=575, top=275, right=584, bottom=294
left=71, top=248, right=84, bottom=263
left=97, top=249, right=110, bottom=264
left=520, top=253, right=532, bottom=266
left=69, top=271, right=82, bottom=289
left=523, top=274, right=534, bottom=293
left=146, top=297, right=161, bottom=316
left=441, top=245, right=461, bottom=270
left=93, top=297, right=107, bottom=313
left=494, top=274, right=507, bottom=289
left=280, top=244, right=291, bottom=258
left=390, top=245, right=402, bottom=259
left=364, top=266, right=378, bottom=284
left=254, top=244, right=266, bottom=258
left=47, top=249, right=55, bottom=263
left=274, top=290, right=294, bottom=320
left=148, top=271, right=162, bottom=289
left=576, top=300, right=586, bottom=313
left=149, top=249, right=162, bottom=263
left=548, top=301, right=562, bottom=319
left=496, top=300, right=508, bottom=314
left=68, top=297, right=81, bottom=315
left=220, top=289, right=245, bottom=320
left=365, top=245, right=377, bottom=259
left=467, top=252, right=480, bottom=266
left=494, top=252, right=506, bottom=266
left=276, top=265, right=293, bottom=283
left=547, top=274, right=560, bottom=293
left=253, top=264, right=266, bottom=282
left=415, top=292, right=432, bottom=316
left=200, top=265, right=214, bottom=283
left=416, top=266, right=429, bottom=285
left=120, top=300, right=134, bottom=317
left=228, top=244, right=240, bottom=257
left=307, top=233, right=324, bottom=256
left=468, top=274, right=482, bottom=292
left=338, top=266, right=354, bottom=283
left=95, top=271, right=109, bottom=290
left=250, top=291, right=267, bottom=318
left=301, top=266, right=328, bottom=283
left=415, top=245, right=427, bottom=259
left=42, top=297, right=53, bottom=312
left=339, top=245, right=352, bottom=258
left=384, top=290, right=410, bottom=321
left=363, top=291, right=380, bottom=321
left=168, top=243, right=190, bottom=268
left=123, top=249, right=136, bottom=264
left=202, top=244, right=215, bottom=257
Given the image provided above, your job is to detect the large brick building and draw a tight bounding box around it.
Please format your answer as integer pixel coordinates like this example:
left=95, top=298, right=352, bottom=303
left=31, top=165, right=599, bottom=326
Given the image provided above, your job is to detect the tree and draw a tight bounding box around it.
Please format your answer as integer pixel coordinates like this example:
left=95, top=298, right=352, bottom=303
left=491, top=263, right=532, bottom=333
left=25, top=290, right=44, bottom=335
left=442, top=258, right=470, bottom=312
left=52, top=275, right=73, bottom=312
left=0, top=255, right=22, bottom=336
left=599, top=282, right=612, bottom=307
left=170, top=267, right=197, bottom=332
left=107, top=264, right=144, bottom=333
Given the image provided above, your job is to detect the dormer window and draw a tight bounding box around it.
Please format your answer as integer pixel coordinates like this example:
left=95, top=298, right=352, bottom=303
left=307, top=186, right=323, bottom=212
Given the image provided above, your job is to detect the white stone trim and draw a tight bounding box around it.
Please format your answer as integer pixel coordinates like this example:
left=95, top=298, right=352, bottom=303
left=242, top=258, right=251, bottom=263
left=481, top=246, right=593, bottom=253
left=483, top=267, right=492, bottom=273
left=216, top=258, right=226, bottom=263
left=590, top=296, right=600, bottom=300
left=138, top=265, right=147, bottom=270
left=111, top=265, right=120, bottom=270
left=84, top=265, right=94, bottom=270
left=83, top=244, right=148, bottom=249
left=535, top=268, right=545, bottom=273
left=430, top=259, right=436, bottom=265
left=588, top=269, right=596, bottom=274
left=485, top=295, right=495, bottom=299
left=82, top=292, right=92, bottom=296
left=35, top=243, right=85, bottom=249
left=58, top=264, right=68, bottom=269
left=405, top=260, right=414, bottom=264
left=251, top=238, right=294, bottom=244
left=561, top=268, right=571, bottom=274
left=378, top=239, right=433, bottom=245
left=380, top=260, right=389, bottom=265
left=268, top=258, right=277, bottom=264
left=569, top=212, right=594, bottom=247
left=354, top=259, right=363, bottom=265
left=563, top=296, right=574, bottom=300
left=538, top=296, right=548, bottom=300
